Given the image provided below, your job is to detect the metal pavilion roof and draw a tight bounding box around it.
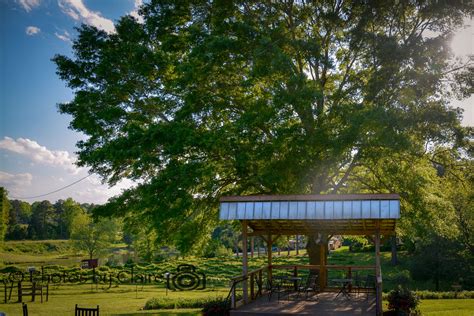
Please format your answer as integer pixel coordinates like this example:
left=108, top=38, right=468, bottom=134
left=219, top=194, right=400, bottom=235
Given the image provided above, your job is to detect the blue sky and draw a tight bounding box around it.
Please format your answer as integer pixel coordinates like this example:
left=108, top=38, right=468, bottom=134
left=0, top=0, right=472, bottom=204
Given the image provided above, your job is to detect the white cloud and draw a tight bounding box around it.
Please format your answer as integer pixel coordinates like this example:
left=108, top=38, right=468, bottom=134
left=55, top=30, right=72, bottom=43
left=58, top=0, right=115, bottom=33
left=17, top=0, right=40, bottom=12
left=451, top=17, right=473, bottom=59
left=0, top=137, right=81, bottom=174
left=26, top=26, right=41, bottom=36
left=0, top=171, right=33, bottom=196
left=129, top=0, right=144, bottom=24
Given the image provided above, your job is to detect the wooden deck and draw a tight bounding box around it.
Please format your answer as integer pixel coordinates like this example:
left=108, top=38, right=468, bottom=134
left=230, top=292, right=376, bottom=316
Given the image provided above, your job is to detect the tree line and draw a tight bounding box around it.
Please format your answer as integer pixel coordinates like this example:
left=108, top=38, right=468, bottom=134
left=0, top=195, right=93, bottom=241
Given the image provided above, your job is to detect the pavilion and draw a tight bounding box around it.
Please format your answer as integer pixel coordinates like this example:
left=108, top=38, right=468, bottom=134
left=219, top=194, right=400, bottom=316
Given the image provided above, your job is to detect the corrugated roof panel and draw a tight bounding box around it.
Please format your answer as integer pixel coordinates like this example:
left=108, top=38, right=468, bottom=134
left=390, top=200, right=400, bottom=218
left=362, top=201, right=371, bottom=218
left=381, top=200, right=390, bottom=218
left=289, top=202, right=298, bottom=218
left=271, top=202, right=280, bottom=219
left=220, top=203, right=229, bottom=220
left=297, top=201, right=306, bottom=219
left=220, top=197, right=400, bottom=220
left=245, top=202, right=256, bottom=219
left=315, top=202, right=324, bottom=219
left=262, top=202, right=271, bottom=219
left=326, top=201, right=334, bottom=219
left=371, top=200, right=380, bottom=218
left=280, top=202, right=289, bottom=218
left=307, top=201, right=316, bottom=219
left=353, top=200, right=362, bottom=218
left=334, top=201, right=343, bottom=219
left=229, top=203, right=237, bottom=220
left=343, top=201, right=352, bottom=219
left=237, top=202, right=246, bottom=219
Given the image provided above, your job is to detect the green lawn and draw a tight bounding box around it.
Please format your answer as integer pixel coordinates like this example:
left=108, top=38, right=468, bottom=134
left=418, top=299, right=474, bottom=316
left=0, top=284, right=220, bottom=315
left=1, top=241, right=473, bottom=315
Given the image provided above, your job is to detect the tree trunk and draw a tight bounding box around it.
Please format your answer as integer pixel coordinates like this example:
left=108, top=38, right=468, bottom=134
left=306, top=233, right=328, bottom=269
left=390, top=235, right=398, bottom=265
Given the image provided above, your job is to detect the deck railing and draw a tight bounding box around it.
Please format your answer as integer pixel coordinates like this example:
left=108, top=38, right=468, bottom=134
left=228, top=264, right=380, bottom=310
left=227, top=265, right=270, bottom=309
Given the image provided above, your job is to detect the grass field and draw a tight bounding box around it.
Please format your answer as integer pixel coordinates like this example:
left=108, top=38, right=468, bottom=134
left=0, top=284, right=218, bottom=315
left=1, top=286, right=472, bottom=316
left=1, top=241, right=473, bottom=315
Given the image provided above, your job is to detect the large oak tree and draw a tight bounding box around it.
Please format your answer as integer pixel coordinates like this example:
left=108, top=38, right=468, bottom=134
left=54, top=0, right=472, bottom=262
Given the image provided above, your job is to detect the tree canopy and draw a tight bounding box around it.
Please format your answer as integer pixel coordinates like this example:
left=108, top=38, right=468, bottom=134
left=53, top=0, right=473, bottom=254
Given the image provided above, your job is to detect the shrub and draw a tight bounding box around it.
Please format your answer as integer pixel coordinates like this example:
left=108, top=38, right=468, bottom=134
left=387, top=286, right=420, bottom=315
left=389, top=270, right=412, bottom=288
left=201, top=297, right=230, bottom=316
left=343, top=236, right=370, bottom=252
left=202, top=240, right=232, bottom=258
left=144, top=296, right=226, bottom=310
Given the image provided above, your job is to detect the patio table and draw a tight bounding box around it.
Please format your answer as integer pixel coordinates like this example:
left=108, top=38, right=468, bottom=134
left=271, top=276, right=302, bottom=301
left=331, top=278, right=353, bottom=300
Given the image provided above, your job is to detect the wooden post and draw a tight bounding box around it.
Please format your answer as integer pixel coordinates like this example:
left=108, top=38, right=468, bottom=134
left=32, top=282, right=36, bottom=302
left=250, top=273, right=255, bottom=300
left=375, top=228, right=383, bottom=316
left=242, top=220, right=249, bottom=303
left=296, top=235, right=299, bottom=255
left=251, top=237, right=254, bottom=258
left=267, top=234, right=273, bottom=280
left=319, top=244, right=326, bottom=291
left=257, top=237, right=260, bottom=257
left=230, top=280, right=236, bottom=309
left=287, top=236, right=291, bottom=256
left=18, top=282, right=22, bottom=303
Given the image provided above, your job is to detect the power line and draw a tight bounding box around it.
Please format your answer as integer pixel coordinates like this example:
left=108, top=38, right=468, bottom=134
left=12, top=174, right=93, bottom=199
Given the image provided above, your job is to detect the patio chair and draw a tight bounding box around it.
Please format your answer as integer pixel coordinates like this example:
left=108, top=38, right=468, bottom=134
left=266, top=278, right=281, bottom=301
left=278, top=278, right=297, bottom=301
left=363, top=274, right=376, bottom=300
left=297, top=274, right=319, bottom=300
left=351, top=272, right=363, bottom=297
left=75, top=304, right=99, bottom=316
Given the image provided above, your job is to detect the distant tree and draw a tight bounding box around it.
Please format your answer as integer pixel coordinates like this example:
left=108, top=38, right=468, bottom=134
left=54, top=198, right=84, bottom=239
left=6, top=200, right=31, bottom=240
left=29, top=200, right=56, bottom=239
left=53, top=1, right=472, bottom=264
left=0, top=187, right=10, bottom=242
left=70, top=211, right=119, bottom=259
left=8, top=200, right=32, bottom=225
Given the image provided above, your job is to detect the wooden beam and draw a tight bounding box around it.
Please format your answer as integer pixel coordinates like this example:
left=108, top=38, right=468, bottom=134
left=319, top=243, right=326, bottom=291
left=267, top=233, right=273, bottom=280
left=250, top=237, right=254, bottom=258
left=242, top=220, right=248, bottom=303
left=375, top=228, right=382, bottom=316
left=248, top=229, right=393, bottom=236
left=220, top=193, right=400, bottom=202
